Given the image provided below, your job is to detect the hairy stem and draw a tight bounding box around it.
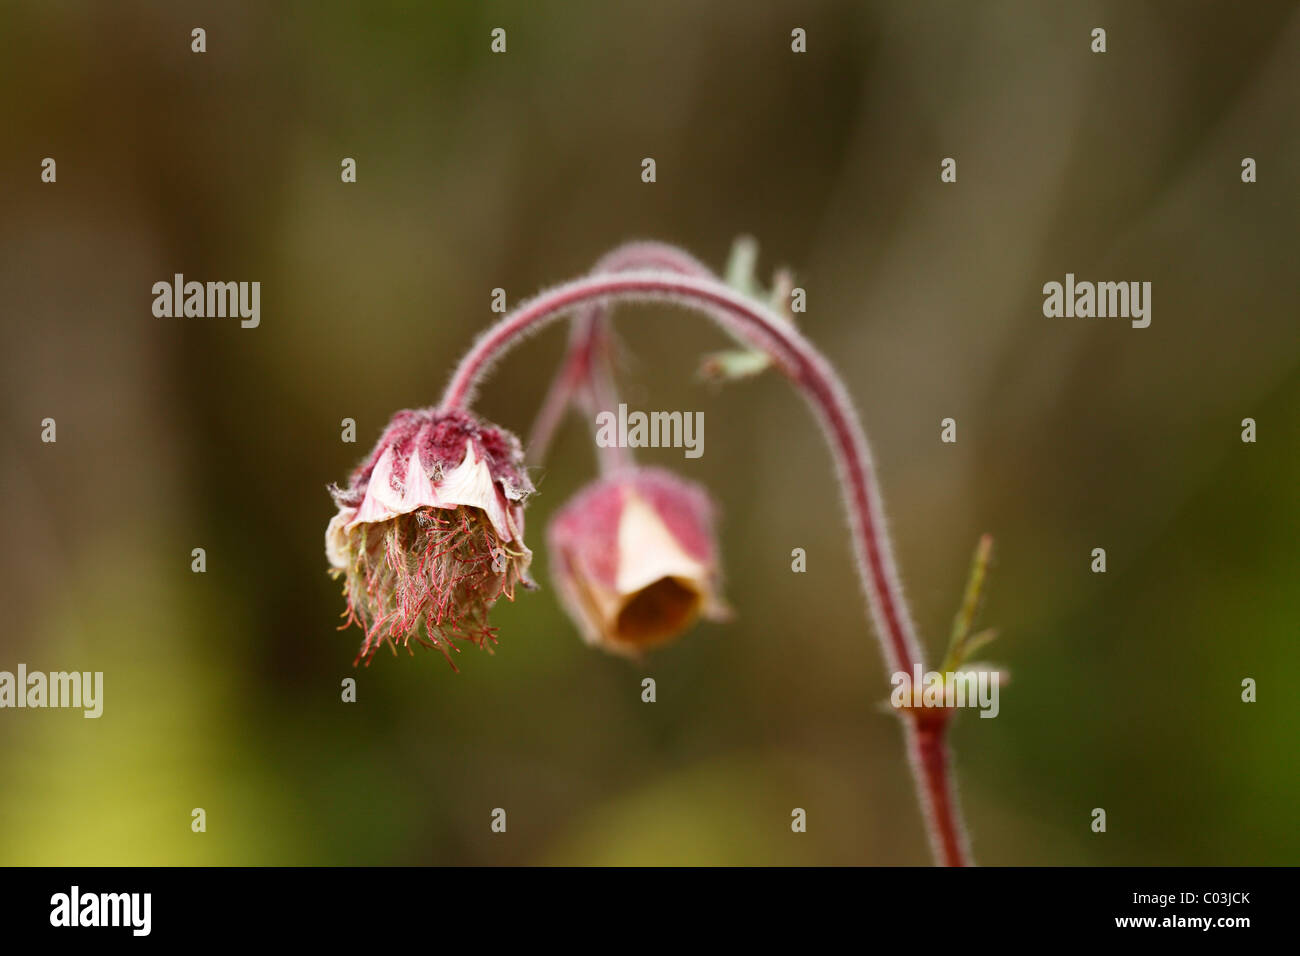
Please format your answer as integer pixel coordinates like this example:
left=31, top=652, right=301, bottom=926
left=441, top=268, right=970, bottom=865
left=527, top=242, right=714, bottom=467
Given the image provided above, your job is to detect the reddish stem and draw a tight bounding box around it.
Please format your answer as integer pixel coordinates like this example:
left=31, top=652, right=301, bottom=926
left=440, top=269, right=971, bottom=865
left=527, top=242, right=714, bottom=465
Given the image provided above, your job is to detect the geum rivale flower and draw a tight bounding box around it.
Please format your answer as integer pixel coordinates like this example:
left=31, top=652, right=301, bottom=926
left=547, top=467, right=728, bottom=657
left=326, top=408, right=534, bottom=668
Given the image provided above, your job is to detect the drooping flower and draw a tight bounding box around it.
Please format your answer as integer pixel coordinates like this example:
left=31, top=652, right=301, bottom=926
left=326, top=407, right=534, bottom=668
left=547, top=467, right=728, bottom=656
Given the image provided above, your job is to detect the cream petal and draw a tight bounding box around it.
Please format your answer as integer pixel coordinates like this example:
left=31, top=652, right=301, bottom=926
left=434, top=440, right=514, bottom=540
left=325, top=507, right=358, bottom=568
left=400, top=449, right=440, bottom=511
left=351, top=445, right=403, bottom=526
left=556, top=564, right=623, bottom=650
left=614, top=493, right=711, bottom=597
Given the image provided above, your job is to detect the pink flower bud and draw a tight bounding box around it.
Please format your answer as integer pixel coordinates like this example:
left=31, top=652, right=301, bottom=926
left=326, top=408, right=534, bottom=668
left=547, top=467, right=728, bottom=656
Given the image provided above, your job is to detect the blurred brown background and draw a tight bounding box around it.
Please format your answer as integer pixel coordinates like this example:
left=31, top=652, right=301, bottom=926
left=1, top=0, right=1296, bottom=865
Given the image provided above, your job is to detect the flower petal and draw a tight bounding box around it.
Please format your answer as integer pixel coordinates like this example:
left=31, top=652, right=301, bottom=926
left=345, top=439, right=517, bottom=542
left=615, top=493, right=709, bottom=595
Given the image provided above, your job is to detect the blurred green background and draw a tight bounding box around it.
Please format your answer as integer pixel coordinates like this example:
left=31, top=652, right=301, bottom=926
left=1, top=0, right=1297, bottom=865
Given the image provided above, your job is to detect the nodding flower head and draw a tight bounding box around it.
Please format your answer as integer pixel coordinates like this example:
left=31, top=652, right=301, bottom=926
left=547, top=467, right=728, bottom=657
left=326, top=407, right=534, bottom=669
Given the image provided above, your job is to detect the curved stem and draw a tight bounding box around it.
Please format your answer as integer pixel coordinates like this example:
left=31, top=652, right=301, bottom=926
left=527, top=242, right=715, bottom=465
left=441, top=269, right=970, bottom=866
